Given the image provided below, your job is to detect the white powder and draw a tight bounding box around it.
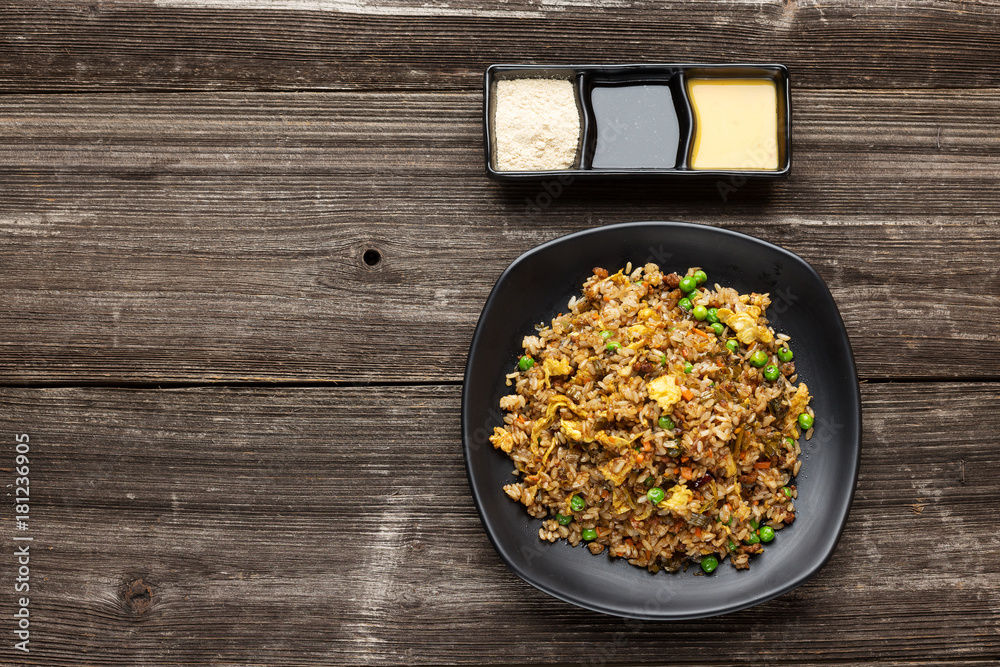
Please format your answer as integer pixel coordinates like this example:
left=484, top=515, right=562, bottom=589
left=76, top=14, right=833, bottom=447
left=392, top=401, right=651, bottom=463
left=493, top=78, right=581, bottom=171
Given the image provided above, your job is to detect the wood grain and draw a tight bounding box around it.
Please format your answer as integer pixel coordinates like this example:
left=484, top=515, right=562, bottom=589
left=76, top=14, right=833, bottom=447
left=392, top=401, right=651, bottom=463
left=0, top=382, right=997, bottom=665
left=3, top=1, right=1000, bottom=92
left=2, top=90, right=999, bottom=384
left=2, top=2, right=998, bottom=665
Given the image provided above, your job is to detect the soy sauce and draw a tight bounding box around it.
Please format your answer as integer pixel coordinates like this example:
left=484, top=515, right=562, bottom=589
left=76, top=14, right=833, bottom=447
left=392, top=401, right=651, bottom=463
left=590, top=84, right=680, bottom=169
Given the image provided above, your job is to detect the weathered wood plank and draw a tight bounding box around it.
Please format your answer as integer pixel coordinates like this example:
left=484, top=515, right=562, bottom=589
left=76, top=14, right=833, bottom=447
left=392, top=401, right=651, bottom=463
left=1, top=90, right=999, bottom=383
left=4, top=88, right=1000, bottom=188
left=0, top=382, right=997, bottom=665
left=2, top=1, right=1000, bottom=92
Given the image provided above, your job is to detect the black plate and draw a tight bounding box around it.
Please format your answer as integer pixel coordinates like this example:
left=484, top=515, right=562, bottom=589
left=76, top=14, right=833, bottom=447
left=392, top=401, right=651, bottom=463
left=461, top=221, right=861, bottom=620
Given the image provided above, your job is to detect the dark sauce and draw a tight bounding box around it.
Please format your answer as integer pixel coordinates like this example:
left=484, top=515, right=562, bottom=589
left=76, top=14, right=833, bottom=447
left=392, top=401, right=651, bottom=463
left=590, top=84, right=680, bottom=169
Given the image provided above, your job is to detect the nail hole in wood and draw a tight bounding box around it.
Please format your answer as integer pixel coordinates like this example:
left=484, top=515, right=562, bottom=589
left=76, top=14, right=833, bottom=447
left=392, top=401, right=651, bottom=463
left=123, top=578, right=153, bottom=616
left=363, top=248, right=382, bottom=266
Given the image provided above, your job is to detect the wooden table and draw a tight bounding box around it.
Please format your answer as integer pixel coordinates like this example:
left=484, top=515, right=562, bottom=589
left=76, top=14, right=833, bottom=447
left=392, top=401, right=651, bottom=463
left=2, top=2, right=999, bottom=665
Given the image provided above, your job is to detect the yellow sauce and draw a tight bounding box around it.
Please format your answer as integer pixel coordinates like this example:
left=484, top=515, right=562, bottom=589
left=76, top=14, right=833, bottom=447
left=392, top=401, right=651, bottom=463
left=687, top=79, right=779, bottom=170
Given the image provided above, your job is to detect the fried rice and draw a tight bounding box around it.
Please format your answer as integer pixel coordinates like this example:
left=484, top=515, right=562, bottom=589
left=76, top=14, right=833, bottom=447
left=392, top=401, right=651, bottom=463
left=489, top=262, right=813, bottom=572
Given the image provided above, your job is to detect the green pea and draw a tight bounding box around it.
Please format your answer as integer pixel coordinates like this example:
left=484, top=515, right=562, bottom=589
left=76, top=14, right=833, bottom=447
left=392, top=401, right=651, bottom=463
left=711, top=322, right=725, bottom=336
left=683, top=362, right=693, bottom=374
left=679, top=276, right=697, bottom=293
left=706, top=307, right=720, bottom=324
left=725, top=339, right=739, bottom=353
left=658, top=415, right=676, bottom=430
left=666, top=446, right=683, bottom=457
left=763, top=364, right=780, bottom=381
left=777, top=346, right=794, bottom=362
left=700, top=555, right=719, bottom=574
left=759, top=526, right=776, bottom=543
left=518, top=355, right=534, bottom=371
left=693, top=270, right=708, bottom=285
left=570, top=495, right=585, bottom=512
left=727, top=539, right=737, bottom=552
left=556, top=513, right=573, bottom=526
left=606, top=341, right=621, bottom=353
left=678, top=297, right=693, bottom=311
left=600, top=330, right=613, bottom=341
left=749, top=350, right=768, bottom=368
left=692, top=305, right=708, bottom=321
left=646, top=487, right=665, bottom=505
left=784, top=437, right=795, bottom=449
left=581, top=528, right=597, bottom=541
left=749, top=518, right=759, bottom=529
left=645, top=476, right=655, bottom=487
left=798, top=413, right=815, bottom=430
left=781, top=486, right=792, bottom=497
left=744, top=533, right=760, bottom=545
left=660, top=354, right=667, bottom=366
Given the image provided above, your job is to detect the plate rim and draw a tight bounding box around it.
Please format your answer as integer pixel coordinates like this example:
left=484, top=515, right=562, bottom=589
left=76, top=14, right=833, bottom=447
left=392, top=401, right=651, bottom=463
left=461, top=220, right=862, bottom=620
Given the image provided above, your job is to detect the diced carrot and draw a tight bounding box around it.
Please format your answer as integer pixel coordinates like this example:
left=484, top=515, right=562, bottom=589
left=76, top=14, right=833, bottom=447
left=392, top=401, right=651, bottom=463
left=680, top=456, right=689, bottom=463
left=754, top=461, right=772, bottom=470
left=680, top=467, right=694, bottom=480
left=694, top=527, right=702, bottom=538
left=681, top=388, right=695, bottom=401
left=692, top=328, right=711, bottom=339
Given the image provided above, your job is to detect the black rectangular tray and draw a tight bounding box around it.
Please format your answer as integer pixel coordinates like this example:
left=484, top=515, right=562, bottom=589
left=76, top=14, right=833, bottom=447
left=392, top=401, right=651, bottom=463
left=483, top=63, right=791, bottom=181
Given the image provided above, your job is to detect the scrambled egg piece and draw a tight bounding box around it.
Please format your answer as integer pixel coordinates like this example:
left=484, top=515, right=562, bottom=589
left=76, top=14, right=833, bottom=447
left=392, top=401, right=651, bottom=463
left=646, top=374, right=682, bottom=410
left=661, top=484, right=694, bottom=513
left=594, top=432, right=635, bottom=453
left=788, top=383, right=810, bottom=414
left=489, top=427, right=514, bottom=453
left=545, top=395, right=574, bottom=419
left=723, top=451, right=738, bottom=478
left=559, top=419, right=586, bottom=442
left=533, top=395, right=586, bottom=443
left=612, top=486, right=637, bottom=515
left=542, top=357, right=573, bottom=387
left=786, top=383, right=811, bottom=431
left=632, top=503, right=654, bottom=521
left=716, top=306, right=774, bottom=345
left=559, top=419, right=635, bottom=453
left=626, top=324, right=652, bottom=341
left=598, top=452, right=638, bottom=486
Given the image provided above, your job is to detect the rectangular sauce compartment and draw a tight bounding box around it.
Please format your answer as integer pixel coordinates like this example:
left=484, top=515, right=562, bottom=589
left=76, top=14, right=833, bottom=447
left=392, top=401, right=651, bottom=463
left=580, top=68, right=691, bottom=171
left=484, top=64, right=790, bottom=180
